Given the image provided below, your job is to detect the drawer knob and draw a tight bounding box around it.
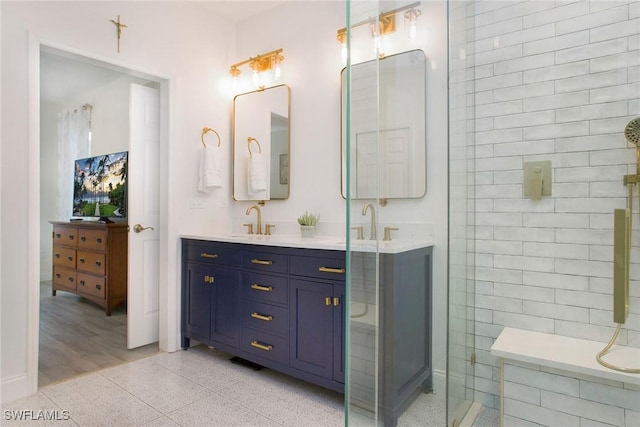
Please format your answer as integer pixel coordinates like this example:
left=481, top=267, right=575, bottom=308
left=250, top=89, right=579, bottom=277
left=69, top=235, right=74, bottom=240
left=96, top=284, right=101, bottom=290
left=251, top=312, right=273, bottom=322
left=81, top=236, right=86, bottom=241
left=68, top=277, right=74, bottom=282
left=251, top=259, right=273, bottom=266
left=79, top=280, right=85, bottom=286
left=55, top=233, right=61, bottom=238
left=250, top=341, right=273, bottom=352
left=80, top=258, right=85, bottom=263
left=97, top=238, right=102, bottom=243
left=55, top=254, right=60, bottom=258
left=67, top=256, right=73, bottom=261
left=55, top=273, right=61, bottom=278
left=95, top=261, right=102, bottom=267
left=319, top=267, right=345, bottom=274
left=251, top=284, right=272, bottom=292
left=200, top=252, right=219, bottom=259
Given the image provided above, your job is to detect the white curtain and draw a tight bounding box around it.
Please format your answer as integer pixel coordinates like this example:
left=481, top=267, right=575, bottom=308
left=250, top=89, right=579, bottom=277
left=57, top=108, right=91, bottom=220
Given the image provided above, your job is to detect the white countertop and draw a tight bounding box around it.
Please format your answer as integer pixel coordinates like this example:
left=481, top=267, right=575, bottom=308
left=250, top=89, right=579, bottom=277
left=180, top=233, right=434, bottom=254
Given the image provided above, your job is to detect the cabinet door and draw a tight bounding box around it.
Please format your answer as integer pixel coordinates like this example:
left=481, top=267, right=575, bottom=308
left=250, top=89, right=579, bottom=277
left=184, top=263, right=212, bottom=338
left=210, top=267, right=241, bottom=348
left=289, top=279, right=335, bottom=379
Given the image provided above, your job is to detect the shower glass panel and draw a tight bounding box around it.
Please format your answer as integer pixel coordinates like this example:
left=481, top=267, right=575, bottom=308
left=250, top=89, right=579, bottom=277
left=446, top=0, right=476, bottom=425
left=345, top=1, right=437, bottom=426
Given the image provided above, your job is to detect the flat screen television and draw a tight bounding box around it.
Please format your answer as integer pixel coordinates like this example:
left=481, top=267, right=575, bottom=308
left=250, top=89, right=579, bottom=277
left=72, top=151, right=128, bottom=220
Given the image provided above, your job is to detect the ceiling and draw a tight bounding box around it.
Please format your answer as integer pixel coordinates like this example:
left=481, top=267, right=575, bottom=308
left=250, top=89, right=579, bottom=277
left=40, top=1, right=289, bottom=105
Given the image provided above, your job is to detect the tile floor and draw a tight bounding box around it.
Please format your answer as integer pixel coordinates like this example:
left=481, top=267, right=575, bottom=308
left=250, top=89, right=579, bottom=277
left=3, top=345, right=498, bottom=426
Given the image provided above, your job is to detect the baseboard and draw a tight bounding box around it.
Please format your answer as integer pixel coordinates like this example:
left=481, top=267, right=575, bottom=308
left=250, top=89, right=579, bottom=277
left=1, top=373, right=32, bottom=404
left=459, top=402, right=482, bottom=427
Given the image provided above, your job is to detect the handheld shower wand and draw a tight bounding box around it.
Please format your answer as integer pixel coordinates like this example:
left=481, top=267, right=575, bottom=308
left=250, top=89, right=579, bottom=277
left=596, top=117, right=640, bottom=374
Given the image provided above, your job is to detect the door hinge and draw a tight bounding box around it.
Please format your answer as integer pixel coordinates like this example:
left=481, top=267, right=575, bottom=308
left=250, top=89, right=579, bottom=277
left=470, top=352, right=476, bottom=366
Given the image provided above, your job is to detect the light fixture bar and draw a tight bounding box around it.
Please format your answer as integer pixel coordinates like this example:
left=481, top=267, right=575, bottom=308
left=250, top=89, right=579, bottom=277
left=336, top=1, right=420, bottom=37
left=229, top=48, right=284, bottom=78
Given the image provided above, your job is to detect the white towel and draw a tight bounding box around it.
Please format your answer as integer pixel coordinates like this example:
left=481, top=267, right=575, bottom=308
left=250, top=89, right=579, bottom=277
left=198, top=145, right=222, bottom=192
left=248, top=153, right=267, bottom=195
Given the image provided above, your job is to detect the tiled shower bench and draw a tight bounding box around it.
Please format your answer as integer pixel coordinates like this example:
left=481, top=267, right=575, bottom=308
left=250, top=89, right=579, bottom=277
left=491, top=327, right=640, bottom=427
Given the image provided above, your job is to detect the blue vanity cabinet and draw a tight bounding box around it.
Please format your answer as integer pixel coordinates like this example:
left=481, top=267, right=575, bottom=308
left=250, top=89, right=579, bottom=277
left=181, top=240, right=242, bottom=350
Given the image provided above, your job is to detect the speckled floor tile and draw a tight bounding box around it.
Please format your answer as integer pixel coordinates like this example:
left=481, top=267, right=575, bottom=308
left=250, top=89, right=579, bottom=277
left=40, top=373, right=161, bottom=426
left=166, top=392, right=281, bottom=427
left=100, top=357, right=212, bottom=414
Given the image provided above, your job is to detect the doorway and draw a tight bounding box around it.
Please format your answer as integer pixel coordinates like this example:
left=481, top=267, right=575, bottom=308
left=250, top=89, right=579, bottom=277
left=38, top=45, right=166, bottom=386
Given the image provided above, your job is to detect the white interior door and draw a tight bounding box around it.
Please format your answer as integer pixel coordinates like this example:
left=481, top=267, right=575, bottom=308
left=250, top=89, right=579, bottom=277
left=127, top=83, right=160, bottom=349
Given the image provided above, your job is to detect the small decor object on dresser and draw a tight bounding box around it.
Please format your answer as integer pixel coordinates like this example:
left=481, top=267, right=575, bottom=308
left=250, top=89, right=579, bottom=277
left=297, top=211, right=319, bottom=238
left=50, top=221, right=128, bottom=315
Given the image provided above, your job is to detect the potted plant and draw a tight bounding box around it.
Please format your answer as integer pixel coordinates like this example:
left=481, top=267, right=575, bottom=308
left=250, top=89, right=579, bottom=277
left=297, top=211, right=319, bottom=238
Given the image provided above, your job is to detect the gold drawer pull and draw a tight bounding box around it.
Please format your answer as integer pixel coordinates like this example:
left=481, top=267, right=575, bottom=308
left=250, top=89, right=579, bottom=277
left=251, top=284, right=273, bottom=292
left=325, top=297, right=332, bottom=306
left=319, top=267, right=345, bottom=274
left=250, top=341, right=273, bottom=351
left=200, top=252, right=219, bottom=259
left=251, top=259, right=273, bottom=265
left=203, top=275, right=215, bottom=284
left=251, top=312, right=273, bottom=322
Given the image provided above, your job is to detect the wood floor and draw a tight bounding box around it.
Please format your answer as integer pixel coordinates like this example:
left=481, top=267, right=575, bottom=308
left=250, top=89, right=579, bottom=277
left=39, top=281, right=159, bottom=387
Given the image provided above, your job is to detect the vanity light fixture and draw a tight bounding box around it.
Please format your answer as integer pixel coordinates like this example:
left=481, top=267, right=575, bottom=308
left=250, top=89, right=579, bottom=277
left=336, top=1, right=421, bottom=59
left=229, top=48, right=284, bottom=89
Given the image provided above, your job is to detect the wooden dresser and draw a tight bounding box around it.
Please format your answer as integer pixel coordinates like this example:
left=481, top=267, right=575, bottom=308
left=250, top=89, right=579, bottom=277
left=50, top=221, right=128, bottom=315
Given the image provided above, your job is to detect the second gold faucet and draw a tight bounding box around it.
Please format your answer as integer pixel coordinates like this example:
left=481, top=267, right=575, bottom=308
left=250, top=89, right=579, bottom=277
left=245, top=205, right=263, bottom=235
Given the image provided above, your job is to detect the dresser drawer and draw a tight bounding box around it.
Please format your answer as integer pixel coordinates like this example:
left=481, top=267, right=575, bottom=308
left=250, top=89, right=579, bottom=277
left=77, top=251, right=106, bottom=275
left=242, top=251, right=288, bottom=274
left=183, top=241, right=242, bottom=267
left=53, top=226, right=77, bottom=247
left=53, top=266, right=77, bottom=291
left=241, top=329, right=288, bottom=364
left=53, top=246, right=76, bottom=268
left=242, top=300, right=288, bottom=335
left=77, top=273, right=106, bottom=299
left=290, top=254, right=346, bottom=281
left=78, top=229, right=107, bottom=251
left=243, top=272, right=288, bottom=305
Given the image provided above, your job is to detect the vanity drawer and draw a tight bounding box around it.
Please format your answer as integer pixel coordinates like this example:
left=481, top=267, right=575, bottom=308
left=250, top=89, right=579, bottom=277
left=77, top=251, right=106, bottom=275
left=241, top=329, right=288, bottom=364
left=78, top=229, right=107, bottom=251
left=77, top=273, right=106, bottom=299
left=242, top=251, right=288, bottom=274
left=242, top=300, right=288, bottom=335
left=53, top=266, right=77, bottom=291
left=290, top=254, right=346, bottom=282
left=53, top=246, right=76, bottom=268
left=53, top=226, right=78, bottom=247
left=183, top=241, right=242, bottom=267
left=243, top=272, right=288, bottom=305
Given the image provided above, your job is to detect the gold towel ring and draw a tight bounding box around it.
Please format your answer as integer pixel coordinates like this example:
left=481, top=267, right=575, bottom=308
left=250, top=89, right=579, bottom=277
left=247, top=137, right=262, bottom=157
left=201, top=127, right=221, bottom=147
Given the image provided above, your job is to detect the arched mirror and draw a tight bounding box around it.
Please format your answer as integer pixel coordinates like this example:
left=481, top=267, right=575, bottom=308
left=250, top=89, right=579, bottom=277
left=341, top=50, right=426, bottom=200
left=233, top=84, right=290, bottom=201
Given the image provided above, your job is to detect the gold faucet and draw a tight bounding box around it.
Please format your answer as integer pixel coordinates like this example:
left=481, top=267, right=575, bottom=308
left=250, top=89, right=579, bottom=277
left=246, top=205, right=263, bottom=235
left=361, top=203, right=376, bottom=240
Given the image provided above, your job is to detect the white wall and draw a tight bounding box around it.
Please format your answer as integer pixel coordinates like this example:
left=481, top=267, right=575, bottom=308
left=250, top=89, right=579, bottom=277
left=40, top=101, right=60, bottom=281
left=1, top=0, right=450, bottom=403
left=466, top=0, right=640, bottom=409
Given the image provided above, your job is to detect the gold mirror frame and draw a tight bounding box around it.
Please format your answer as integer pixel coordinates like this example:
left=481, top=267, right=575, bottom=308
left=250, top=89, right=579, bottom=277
left=232, top=84, right=291, bottom=201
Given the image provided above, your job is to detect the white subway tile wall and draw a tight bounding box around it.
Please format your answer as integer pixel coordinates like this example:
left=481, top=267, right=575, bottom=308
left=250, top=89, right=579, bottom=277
left=466, top=0, right=640, bottom=419
left=503, top=360, right=640, bottom=427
